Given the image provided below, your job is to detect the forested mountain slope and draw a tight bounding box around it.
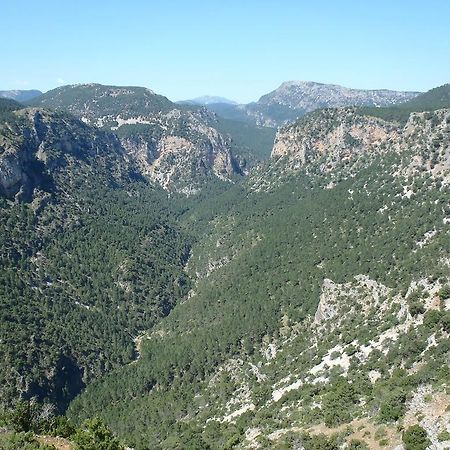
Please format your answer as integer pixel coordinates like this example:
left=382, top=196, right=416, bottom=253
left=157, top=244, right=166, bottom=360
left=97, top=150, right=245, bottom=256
left=0, top=97, right=23, bottom=114
left=0, top=107, right=193, bottom=412
left=66, top=104, right=450, bottom=449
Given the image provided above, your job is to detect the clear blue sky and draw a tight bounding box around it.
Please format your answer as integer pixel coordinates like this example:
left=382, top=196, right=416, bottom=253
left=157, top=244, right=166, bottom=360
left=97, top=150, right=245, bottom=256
left=1, top=0, right=449, bottom=103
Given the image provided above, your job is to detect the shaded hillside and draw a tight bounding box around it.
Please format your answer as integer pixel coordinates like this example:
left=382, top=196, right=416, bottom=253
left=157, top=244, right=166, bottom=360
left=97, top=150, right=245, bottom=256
left=0, top=108, right=193, bottom=412
left=214, top=117, right=276, bottom=167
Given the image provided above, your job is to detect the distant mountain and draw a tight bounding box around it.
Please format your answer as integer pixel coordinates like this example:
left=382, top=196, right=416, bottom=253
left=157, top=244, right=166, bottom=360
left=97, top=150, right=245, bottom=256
left=0, top=97, right=23, bottom=114
left=0, top=89, right=42, bottom=103
left=208, top=81, right=421, bottom=127
left=259, top=80, right=420, bottom=110
left=178, top=95, right=237, bottom=106
left=397, top=82, right=449, bottom=110
left=206, top=102, right=254, bottom=123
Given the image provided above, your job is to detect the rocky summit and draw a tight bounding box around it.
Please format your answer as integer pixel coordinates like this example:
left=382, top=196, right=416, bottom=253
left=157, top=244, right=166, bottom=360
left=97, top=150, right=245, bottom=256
left=261, top=80, right=419, bottom=111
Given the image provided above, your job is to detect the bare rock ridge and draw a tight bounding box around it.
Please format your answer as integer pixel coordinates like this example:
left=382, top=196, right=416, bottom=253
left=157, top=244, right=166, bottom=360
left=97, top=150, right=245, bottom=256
left=260, top=80, right=420, bottom=110
left=0, top=108, right=131, bottom=201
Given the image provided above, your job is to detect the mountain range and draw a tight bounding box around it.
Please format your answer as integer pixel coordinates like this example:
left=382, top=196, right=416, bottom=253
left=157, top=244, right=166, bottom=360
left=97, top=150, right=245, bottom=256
left=206, top=81, right=421, bottom=127
left=3, top=80, right=421, bottom=129
left=0, top=81, right=449, bottom=450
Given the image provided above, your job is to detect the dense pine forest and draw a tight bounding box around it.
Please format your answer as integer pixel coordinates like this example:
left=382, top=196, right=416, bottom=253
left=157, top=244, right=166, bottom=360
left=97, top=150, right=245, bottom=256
left=0, top=83, right=449, bottom=449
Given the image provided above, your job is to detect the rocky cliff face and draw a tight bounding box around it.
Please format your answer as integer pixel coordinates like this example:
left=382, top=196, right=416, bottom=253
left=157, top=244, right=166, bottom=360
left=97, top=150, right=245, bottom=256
left=28, top=84, right=242, bottom=193
left=116, top=108, right=239, bottom=194
left=272, top=108, right=399, bottom=165
left=0, top=108, right=131, bottom=201
left=271, top=108, right=450, bottom=179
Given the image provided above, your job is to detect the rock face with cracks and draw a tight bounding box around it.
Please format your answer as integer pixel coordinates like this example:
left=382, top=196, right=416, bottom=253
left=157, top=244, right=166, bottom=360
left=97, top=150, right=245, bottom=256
left=28, top=84, right=242, bottom=194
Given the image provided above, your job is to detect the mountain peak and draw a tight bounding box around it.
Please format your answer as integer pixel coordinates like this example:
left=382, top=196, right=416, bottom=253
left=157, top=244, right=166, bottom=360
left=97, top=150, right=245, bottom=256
left=259, top=80, right=421, bottom=108
left=27, top=83, right=174, bottom=120
left=41, top=83, right=158, bottom=97
left=278, top=80, right=325, bottom=88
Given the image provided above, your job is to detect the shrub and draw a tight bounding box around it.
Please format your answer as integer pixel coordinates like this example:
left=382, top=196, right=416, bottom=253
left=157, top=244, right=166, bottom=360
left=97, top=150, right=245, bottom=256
left=47, top=416, right=75, bottom=438
left=322, top=378, right=357, bottom=426
left=301, top=433, right=339, bottom=450
left=437, top=430, right=450, bottom=441
left=348, top=439, right=369, bottom=449
left=378, top=389, right=407, bottom=422
left=409, top=300, right=425, bottom=316
left=9, top=402, right=34, bottom=432
left=441, top=311, right=450, bottom=333
left=72, top=417, right=124, bottom=450
left=402, top=425, right=430, bottom=450
left=422, top=310, right=442, bottom=329
left=0, top=432, right=54, bottom=450
left=438, top=285, right=450, bottom=300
